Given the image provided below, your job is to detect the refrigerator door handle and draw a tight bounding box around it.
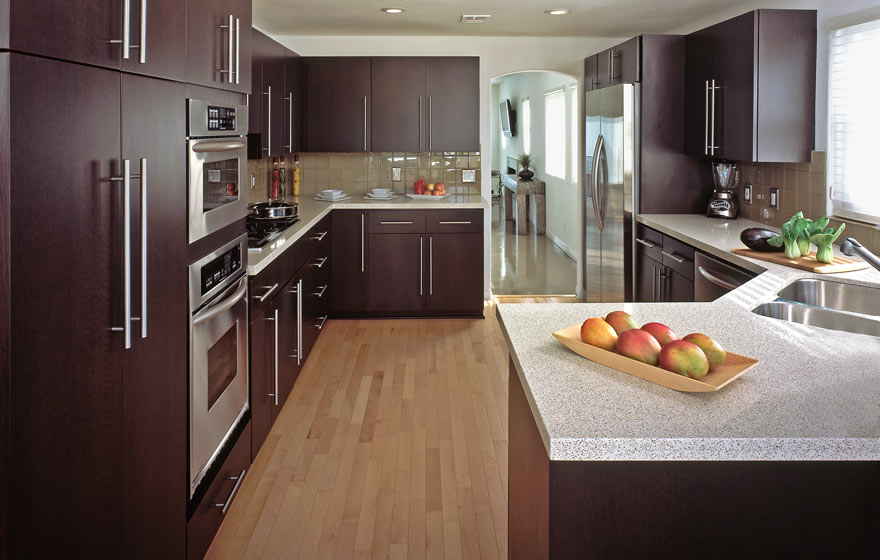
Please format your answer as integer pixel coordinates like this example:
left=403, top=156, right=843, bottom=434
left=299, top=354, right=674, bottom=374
left=590, top=133, right=604, bottom=232
left=596, top=134, right=607, bottom=232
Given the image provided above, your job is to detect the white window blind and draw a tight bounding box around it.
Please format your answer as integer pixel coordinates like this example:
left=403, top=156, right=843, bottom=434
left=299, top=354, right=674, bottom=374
left=545, top=88, right=566, bottom=179
left=522, top=98, right=531, bottom=155
left=569, top=84, right=578, bottom=183
left=829, top=18, right=880, bottom=224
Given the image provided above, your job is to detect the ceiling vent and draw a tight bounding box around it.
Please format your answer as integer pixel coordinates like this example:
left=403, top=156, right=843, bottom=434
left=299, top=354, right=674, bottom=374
left=460, top=14, right=491, bottom=24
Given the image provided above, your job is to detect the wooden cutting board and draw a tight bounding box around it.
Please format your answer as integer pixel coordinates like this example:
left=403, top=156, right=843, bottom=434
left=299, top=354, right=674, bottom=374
left=731, top=248, right=868, bottom=273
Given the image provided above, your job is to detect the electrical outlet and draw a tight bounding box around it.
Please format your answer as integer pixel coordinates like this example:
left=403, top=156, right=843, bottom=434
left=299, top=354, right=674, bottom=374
left=462, top=169, right=476, bottom=183
left=392, top=167, right=401, bottom=181
left=250, top=173, right=256, bottom=190
left=744, top=183, right=752, bottom=204
left=769, top=187, right=780, bottom=210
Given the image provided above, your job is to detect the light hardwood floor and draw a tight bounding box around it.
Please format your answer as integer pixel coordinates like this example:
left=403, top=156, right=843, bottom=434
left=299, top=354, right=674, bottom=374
left=207, top=300, right=544, bottom=559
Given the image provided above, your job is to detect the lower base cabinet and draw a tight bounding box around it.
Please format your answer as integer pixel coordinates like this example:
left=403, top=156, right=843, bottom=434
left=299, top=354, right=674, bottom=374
left=636, top=225, right=695, bottom=302
left=427, top=232, right=483, bottom=313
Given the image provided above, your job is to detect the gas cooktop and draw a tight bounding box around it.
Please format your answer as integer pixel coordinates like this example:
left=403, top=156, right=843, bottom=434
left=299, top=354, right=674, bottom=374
left=246, top=215, right=299, bottom=249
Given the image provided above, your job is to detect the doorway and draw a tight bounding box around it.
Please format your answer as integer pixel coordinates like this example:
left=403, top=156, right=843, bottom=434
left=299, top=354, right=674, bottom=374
left=489, top=71, right=579, bottom=296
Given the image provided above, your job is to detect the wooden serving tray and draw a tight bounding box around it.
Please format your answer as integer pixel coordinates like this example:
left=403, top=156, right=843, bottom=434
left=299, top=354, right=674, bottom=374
left=732, top=248, right=868, bottom=274
left=552, top=325, right=758, bottom=392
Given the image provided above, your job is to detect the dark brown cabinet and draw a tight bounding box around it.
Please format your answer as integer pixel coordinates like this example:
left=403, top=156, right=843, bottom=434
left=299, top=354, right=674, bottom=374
left=585, top=37, right=640, bottom=91
left=425, top=57, right=480, bottom=152
left=283, top=49, right=303, bottom=154
left=5, top=54, right=187, bottom=558
left=635, top=225, right=694, bottom=303
left=4, top=0, right=186, bottom=81
left=248, top=29, right=285, bottom=159
left=250, top=288, right=288, bottom=456
left=369, top=233, right=426, bottom=313
left=371, top=57, right=427, bottom=152
left=305, top=57, right=372, bottom=152
left=584, top=55, right=599, bottom=91
left=684, top=9, right=816, bottom=162
left=426, top=233, right=483, bottom=313
left=332, top=210, right=370, bottom=313
left=186, top=0, right=252, bottom=94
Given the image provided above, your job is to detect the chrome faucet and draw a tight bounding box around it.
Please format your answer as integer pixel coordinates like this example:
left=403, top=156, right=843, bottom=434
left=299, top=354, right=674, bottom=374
left=840, top=238, right=880, bottom=273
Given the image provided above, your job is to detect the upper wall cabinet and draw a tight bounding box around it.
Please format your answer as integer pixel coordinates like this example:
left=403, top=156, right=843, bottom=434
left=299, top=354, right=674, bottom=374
left=585, top=37, right=640, bottom=90
left=305, top=57, right=372, bottom=152
left=3, top=0, right=186, bottom=81
left=425, top=57, right=480, bottom=152
left=186, top=0, right=252, bottom=93
left=684, top=9, right=816, bottom=162
left=248, top=29, right=285, bottom=158
left=371, top=57, right=427, bottom=152
left=283, top=49, right=303, bottom=154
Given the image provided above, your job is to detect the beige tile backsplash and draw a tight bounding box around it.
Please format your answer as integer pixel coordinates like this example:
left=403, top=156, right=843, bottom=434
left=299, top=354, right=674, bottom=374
left=247, top=152, right=481, bottom=204
left=735, top=150, right=880, bottom=253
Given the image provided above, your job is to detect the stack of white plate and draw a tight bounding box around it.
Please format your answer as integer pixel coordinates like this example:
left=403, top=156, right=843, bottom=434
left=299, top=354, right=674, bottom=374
left=364, top=188, right=397, bottom=200
left=315, top=189, right=350, bottom=201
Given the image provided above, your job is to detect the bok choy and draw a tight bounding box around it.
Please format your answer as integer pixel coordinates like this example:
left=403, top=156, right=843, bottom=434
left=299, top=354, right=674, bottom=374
left=767, top=212, right=811, bottom=259
left=810, top=223, right=846, bottom=264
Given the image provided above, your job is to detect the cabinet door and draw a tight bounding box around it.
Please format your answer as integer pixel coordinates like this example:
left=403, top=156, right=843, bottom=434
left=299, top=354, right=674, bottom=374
left=9, top=55, right=123, bottom=556
left=120, top=74, right=187, bottom=559
left=283, top=49, right=303, bottom=154
left=186, top=0, right=252, bottom=94
left=8, top=0, right=121, bottom=69
left=121, top=0, right=187, bottom=81
left=331, top=211, right=370, bottom=313
left=371, top=57, right=426, bottom=152
left=584, top=55, right=599, bottom=91
left=305, top=57, right=371, bottom=152
left=664, top=268, right=695, bottom=302
left=608, top=37, right=640, bottom=84
left=249, top=303, right=276, bottom=458
left=636, top=252, right=661, bottom=303
left=684, top=26, right=716, bottom=157
left=262, top=36, right=286, bottom=158
left=714, top=12, right=756, bottom=162
left=425, top=57, right=479, bottom=152
left=276, top=280, right=299, bottom=410
left=426, top=233, right=483, bottom=314
left=247, top=28, right=264, bottom=157
left=369, top=234, right=425, bottom=313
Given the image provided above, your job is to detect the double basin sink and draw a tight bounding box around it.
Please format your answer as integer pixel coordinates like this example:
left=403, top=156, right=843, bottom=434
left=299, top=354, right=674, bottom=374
left=752, top=278, right=880, bottom=337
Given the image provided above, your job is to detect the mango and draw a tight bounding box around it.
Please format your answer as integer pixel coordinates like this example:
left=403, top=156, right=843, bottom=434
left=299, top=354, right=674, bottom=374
left=641, top=322, right=679, bottom=346
left=615, top=329, right=662, bottom=365
left=604, top=311, right=640, bottom=335
left=658, top=340, right=710, bottom=378
left=580, top=318, right=618, bottom=352
left=682, top=333, right=727, bottom=370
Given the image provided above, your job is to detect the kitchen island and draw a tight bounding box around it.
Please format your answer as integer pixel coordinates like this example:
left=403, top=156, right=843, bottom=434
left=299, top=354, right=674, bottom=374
left=498, top=216, right=880, bottom=558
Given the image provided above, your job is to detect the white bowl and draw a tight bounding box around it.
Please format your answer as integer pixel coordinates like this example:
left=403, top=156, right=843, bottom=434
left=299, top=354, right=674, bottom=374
left=321, top=189, right=344, bottom=198
left=371, top=188, right=391, bottom=196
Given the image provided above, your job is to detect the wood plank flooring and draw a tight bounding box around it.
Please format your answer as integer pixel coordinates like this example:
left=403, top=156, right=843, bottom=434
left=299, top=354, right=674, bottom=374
left=207, top=301, right=529, bottom=559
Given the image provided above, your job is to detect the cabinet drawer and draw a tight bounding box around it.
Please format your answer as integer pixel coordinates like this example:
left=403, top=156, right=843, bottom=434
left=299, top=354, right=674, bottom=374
left=307, top=214, right=332, bottom=258
left=635, top=224, right=663, bottom=261
left=426, top=209, right=483, bottom=233
left=370, top=210, right=425, bottom=233
left=187, top=420, right=251, bottom=560
left=661, top=235, right=695, bottom=280
left=249, top=236, right=306, bottom=320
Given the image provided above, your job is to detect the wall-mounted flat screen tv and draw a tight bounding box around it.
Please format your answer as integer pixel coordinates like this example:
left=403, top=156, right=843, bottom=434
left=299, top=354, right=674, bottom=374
left=500, top=99, right=516, bottom=137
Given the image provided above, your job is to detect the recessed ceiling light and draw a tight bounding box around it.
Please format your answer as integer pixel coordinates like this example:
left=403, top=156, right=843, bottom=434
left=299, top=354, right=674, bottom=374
left=545, top=9, right=571, bottom=16
left=381, top=7, right=406, bottom=14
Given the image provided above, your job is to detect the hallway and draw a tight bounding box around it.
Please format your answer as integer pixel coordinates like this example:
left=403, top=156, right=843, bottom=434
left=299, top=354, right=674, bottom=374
left=490, top=198, right=577, bottom=295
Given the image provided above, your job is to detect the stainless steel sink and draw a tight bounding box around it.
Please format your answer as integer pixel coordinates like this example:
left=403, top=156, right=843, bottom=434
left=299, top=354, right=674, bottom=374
left=752, top=300, right=880, bottom=337
left=776, top=279, right=880, bottom=317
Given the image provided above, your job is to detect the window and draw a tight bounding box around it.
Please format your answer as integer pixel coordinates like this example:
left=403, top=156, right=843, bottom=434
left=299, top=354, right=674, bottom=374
left=569, top=84, right=578, bottom=183
left=544, top=88, right=566, bottom=179
left=828, top=17, right=880, bottom=224
left=522, top=98, right=531, bottom=155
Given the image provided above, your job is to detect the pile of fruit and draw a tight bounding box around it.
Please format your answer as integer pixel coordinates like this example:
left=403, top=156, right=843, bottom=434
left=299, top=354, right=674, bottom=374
left=579, top=311, right=726, bottom=379
left=413, top=179, right=446, bottom=196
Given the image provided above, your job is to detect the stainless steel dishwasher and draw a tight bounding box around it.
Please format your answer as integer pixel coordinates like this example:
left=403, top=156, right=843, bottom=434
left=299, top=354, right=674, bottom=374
left=694, top=252, right=756, bottom=302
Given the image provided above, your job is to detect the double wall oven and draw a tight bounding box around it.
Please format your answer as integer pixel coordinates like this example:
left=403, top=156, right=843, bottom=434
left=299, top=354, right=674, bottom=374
left=187, top=99, right=250, bottom=497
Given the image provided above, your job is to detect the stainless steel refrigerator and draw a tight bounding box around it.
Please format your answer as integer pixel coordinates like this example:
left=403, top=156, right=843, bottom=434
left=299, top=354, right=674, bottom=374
left=581, top=83, right=638, bottom=302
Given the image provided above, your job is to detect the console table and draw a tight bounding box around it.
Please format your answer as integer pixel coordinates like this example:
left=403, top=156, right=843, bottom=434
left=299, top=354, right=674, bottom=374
left=501, top=175, right=546, bottom=235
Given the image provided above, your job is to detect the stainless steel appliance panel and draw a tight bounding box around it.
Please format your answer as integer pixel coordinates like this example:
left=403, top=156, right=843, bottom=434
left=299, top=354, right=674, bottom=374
left=188, top=137, right=247, bottom=243
left=694, top=252, right=754, bottom=302
left=188, top=99, right=248, bottom=137
left=583, top=89, right=603, bottom=302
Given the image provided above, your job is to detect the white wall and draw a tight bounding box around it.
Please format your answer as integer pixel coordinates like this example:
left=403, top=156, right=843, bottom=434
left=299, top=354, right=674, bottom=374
left=491, top=71, right=579, bottom=258
left=667, top=0, right=880, bottom=153
left=272, top=35, right=620, bottom=297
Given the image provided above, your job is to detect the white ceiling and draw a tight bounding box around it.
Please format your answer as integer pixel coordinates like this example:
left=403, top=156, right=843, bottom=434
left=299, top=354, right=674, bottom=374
left=253, top=0, right=764, bottom=38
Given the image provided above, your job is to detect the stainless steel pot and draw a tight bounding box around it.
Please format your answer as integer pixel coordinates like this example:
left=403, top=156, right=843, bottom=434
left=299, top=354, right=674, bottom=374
left=249, top=201, right=297, bottom=220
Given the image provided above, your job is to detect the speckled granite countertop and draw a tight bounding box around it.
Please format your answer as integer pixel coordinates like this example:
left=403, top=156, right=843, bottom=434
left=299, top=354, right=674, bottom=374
left=497, top=214, right=880, bottom=462
left=247, top=194, right=488, bottom=275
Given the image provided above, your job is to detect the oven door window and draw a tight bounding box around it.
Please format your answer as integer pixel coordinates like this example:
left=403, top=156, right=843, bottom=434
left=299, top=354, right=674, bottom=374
left=206, top=323, right=238, bottom=410
left=203, top=158, right=240, bottom=213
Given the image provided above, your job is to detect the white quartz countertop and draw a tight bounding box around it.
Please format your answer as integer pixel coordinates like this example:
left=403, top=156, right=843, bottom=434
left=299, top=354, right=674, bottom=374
left=497, top=214, right=880, bottom=462
left=247, top=194, right=489, bottom=275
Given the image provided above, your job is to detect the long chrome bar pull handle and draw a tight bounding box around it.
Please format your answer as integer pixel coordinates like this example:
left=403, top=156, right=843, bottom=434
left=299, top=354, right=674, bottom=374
left=710, top=79, right=717, bottom=155
left=138, top=0, right=146, bottom=64
left=704, top=80, right=710, bottom=155
left=363, top=96, right=368, bottom=151
left=218, top=14, right=234, bottom=83
left=235, top=17, right=241, bottom=84
left=110, top=0, right=132, bottom=59
left=139, top=158, right=147, bottom=338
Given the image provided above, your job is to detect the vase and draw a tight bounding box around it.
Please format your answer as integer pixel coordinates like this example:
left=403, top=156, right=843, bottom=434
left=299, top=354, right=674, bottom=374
left=518, top=170, right=534, bottom=180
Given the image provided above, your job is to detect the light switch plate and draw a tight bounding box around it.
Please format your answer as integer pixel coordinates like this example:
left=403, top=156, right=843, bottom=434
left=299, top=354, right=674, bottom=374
left=392, top=167, right=401, bottom=181
left=744, top=183, right=752, bottom=204
left=769, top=187, right=780, bottom=210
left=463, top=169, right=476, bottom=183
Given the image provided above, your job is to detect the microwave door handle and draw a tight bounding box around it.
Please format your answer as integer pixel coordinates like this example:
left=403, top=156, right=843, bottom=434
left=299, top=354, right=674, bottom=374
left=192, top=276, right=248, bottom=326
left=191, top=140, right=247, bottom=153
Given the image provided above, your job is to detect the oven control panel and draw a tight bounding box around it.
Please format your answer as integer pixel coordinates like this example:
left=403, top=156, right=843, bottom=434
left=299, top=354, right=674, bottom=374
left=207, top=105, right=237, bottom=131
left=200, top=244, right=242, bottom=296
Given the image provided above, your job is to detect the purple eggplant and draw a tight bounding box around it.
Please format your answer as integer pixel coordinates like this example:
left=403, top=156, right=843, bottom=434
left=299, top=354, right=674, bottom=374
left=740, top=228, right=784, bottom=252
